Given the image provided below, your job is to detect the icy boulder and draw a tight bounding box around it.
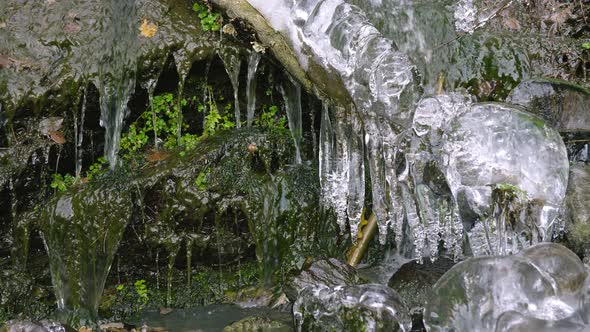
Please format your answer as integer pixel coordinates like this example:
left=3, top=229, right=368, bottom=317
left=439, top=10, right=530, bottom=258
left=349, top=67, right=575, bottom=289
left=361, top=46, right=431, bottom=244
left=443, top=102, right=569, bottom=253
left=423, top=243, right=589, bottom=332
left=405, top=95, right=569, bottom=258
left=293, top=284, right=411, bottom=332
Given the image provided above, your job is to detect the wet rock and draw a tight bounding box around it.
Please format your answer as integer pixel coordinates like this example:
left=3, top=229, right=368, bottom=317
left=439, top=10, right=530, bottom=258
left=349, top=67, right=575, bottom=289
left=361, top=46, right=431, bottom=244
left=424, top=243, right=589, bottom=331
left=223, top=316, right=292, bottom=332
left=284, top=258, right=361, bottom=301
left=387, top=257, right=455, bottom=309
left=564, top=163, right=590, bottom=254
left=0, top=0, right=220, bottom=114
left=293, top=284, right=410, bottom=332
left=507, top=79, right=590, bottom=132
left=37, top=181, right=133, bottom=325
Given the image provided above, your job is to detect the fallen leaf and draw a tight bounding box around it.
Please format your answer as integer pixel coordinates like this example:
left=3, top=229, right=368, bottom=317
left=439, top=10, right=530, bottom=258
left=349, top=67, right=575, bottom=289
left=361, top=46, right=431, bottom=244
left=145, top=149, right=170, bottom=162
left=0, top=22, right=6, bottom=29
left=139, top=19, right=157, bottom=38
left=49, top=130, right=66, bottom=144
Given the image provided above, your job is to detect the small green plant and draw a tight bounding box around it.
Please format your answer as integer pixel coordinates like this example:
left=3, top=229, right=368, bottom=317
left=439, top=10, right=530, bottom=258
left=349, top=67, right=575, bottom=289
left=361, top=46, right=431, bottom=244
left=256, top=104, right=287, bottom=129
left=192, top=2, right=220, bottom=32
left=582, top=42, right=590, bottom=50
left=200, top=86, right=236, bottom=137
left=50, top=173, right=76, bottom=192
left=494, top=183, right=528, bottom=198
left=86, top=157, right=108, bottom=181
left=134, top=279, right=149, bottom=305
left=194, top=168, right=209, bottom=190
left=120, top=92, right=200, bottom=159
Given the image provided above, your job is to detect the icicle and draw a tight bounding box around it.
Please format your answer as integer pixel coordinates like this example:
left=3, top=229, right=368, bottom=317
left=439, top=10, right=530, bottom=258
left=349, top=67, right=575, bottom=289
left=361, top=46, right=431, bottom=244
left=219, top=47, right=242, bottom=128
left=346, top=110, right=365, bottom=239
left=246, top=52, right=262, bottom=127
left=141, top=57, right=166, bottom=150
left=166, top=245, right=180, bottom=306
left=279, top=76, right=303, bottom=164
left=309, top=99, right=318, bottom=158
left=173, top=50, right=193, bottom=144
left=76, top=87, right=87, bottom=178
left=202, top=57, right=213, bottom=132
left=319, top=103, right=350, bottom=235
left=186, top=236, right=193, bottom=288
left=73, top=90, right=80, bottom=177
left=319, top=101, right=334, bottom=189
left=155, top=251, right=160, bottom=290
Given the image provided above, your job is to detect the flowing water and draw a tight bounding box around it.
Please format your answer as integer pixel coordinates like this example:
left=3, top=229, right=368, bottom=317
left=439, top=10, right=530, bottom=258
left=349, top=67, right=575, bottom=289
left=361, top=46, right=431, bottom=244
left=96, top=1, right=139, bottom=170
left=246, top=52, right=262, bottom=127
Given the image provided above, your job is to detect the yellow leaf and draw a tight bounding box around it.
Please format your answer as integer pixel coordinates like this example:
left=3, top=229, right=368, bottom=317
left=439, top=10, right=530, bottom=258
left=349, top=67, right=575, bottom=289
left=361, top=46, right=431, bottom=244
left=139, top=19, right=157, bottom=38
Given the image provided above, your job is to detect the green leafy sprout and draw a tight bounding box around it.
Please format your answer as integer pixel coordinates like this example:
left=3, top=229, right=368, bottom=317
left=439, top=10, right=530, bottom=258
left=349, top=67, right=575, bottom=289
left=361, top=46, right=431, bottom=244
left=192, top=2, right=221, bottom=32
left=50, top=174, right=76, bottom=192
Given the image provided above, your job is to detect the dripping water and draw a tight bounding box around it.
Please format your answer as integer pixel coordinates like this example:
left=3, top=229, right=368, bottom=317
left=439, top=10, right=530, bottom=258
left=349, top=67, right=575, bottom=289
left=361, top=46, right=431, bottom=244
left=220, top=48, right=242, bottom=128
left=279, top=76, right=303, bottom=164
left=246, top=52, right=262, bottom=127
left=201, top=57, right=213, bottom=132
left=97, top=0, right=139, bottom=169
left=76, top=87, right=87, bottom=178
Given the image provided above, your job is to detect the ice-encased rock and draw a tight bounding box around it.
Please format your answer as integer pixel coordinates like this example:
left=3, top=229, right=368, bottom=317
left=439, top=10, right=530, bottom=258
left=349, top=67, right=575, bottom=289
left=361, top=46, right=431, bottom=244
left=293, top=284, right=411, bottom=332
left=406, top=94, right=569, bottom=258
left=424, top=243, right=589, bottom=332
left=284, top=258, right=361, bottom=301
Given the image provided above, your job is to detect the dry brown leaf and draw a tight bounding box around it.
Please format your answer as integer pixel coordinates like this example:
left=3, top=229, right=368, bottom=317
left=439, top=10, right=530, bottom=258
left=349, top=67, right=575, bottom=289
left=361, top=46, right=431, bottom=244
left=139, top=19, right=157, bottom=38
left=145, top=149, right=170, bottom=162
left=49, top=130, right=66, bottom=144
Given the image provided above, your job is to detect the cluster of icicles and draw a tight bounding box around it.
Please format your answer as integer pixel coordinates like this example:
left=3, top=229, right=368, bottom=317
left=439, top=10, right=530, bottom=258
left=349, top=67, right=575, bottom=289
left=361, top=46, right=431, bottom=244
left=247, top=0, right=569, bottom=261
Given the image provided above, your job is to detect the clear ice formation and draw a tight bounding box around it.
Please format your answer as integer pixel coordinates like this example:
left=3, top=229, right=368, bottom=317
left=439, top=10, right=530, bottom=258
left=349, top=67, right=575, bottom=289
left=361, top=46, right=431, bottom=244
left=424, top=243, right=590, bottom=332
left=409, top=93, right=569, bottom=258
left=248, top=0, right=420, bottom=244
left=293, top=284, right=411, bottom=332
left=246, top=0, right=570, bottom=258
